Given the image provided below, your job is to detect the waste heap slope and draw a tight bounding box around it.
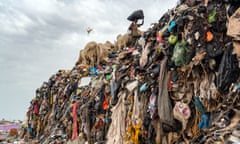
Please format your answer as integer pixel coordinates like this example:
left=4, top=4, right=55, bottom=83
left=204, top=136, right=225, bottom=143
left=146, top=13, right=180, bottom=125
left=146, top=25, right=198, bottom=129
left=20, top=1, right=240, bottom=143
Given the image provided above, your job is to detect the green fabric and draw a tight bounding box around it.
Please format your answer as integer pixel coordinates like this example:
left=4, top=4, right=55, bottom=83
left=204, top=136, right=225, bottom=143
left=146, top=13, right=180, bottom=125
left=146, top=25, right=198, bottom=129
left=208, top=9, right=217, bottom=23
left=111, top=64, right=116, bottom=69
left=171, top=42, right=190, bottom=67
left=106, top=75, right=111, bottom=80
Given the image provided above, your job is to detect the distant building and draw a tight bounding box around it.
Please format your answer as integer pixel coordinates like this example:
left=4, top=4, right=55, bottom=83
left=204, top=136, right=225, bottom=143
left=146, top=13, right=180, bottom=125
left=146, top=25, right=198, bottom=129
left=0, top=119, right=20, bottom=141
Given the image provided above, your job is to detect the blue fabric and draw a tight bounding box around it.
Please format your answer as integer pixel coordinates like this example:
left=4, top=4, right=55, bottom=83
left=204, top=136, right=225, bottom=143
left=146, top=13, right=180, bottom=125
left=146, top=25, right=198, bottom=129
left=140, top=83, right=148, bottom=92
left=194, top=96, right=209, bottom=129
left=168, top=21, right=176, bottom=32
left=27, top=127, right=32, bottom=133
left=194, top=96, right=206, bottom=114
left=103, top=117, right=108, bottom=123
left=110, top=80, right=115, bottom=98
left=198, top=114, right=209, bottom=129
left=89, top=67, right=98, bottom=75
left=237, top=83, right=240, bottom=89
left=119, top=65, right=126, bottom=71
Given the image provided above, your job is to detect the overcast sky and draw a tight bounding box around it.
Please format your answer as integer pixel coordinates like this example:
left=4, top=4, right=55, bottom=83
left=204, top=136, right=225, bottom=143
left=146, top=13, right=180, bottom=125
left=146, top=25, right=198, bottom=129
left=0, top=0, right=177, bottom=121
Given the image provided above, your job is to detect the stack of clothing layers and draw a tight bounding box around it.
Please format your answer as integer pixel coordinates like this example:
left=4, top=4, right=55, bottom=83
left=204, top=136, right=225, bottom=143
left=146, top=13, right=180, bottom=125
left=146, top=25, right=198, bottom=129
left=20, top=0, right=240, bottom=143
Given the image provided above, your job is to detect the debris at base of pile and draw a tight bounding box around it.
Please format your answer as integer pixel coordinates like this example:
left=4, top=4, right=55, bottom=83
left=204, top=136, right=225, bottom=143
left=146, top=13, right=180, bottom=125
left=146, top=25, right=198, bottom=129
left=20, top=1, right=240, bottom=143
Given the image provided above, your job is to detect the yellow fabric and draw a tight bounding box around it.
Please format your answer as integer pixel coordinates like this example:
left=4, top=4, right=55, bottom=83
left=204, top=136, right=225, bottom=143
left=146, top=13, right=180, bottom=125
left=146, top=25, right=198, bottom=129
left=132, top=119, right=142, bottom=144
left=123, top=95, right=134, bottom=143
left=123, top=122, right=133, bottom=143
left=50, top=94, right=53, bottom=105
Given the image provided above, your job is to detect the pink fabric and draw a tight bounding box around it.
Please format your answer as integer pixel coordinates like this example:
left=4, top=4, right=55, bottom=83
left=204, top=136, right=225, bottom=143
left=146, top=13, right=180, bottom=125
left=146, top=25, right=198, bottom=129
left=72, top=102, right=78, bottom=140
left=148, top=92, right=156, bottom=119
left=173, top=101, right=191, bottom=130
left=157, top=32, right=163, bottom=43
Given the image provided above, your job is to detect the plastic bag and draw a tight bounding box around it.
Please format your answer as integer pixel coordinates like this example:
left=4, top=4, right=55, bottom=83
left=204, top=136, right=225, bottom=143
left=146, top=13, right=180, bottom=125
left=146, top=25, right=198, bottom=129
left=206, top=40, right=224, bottom=57
left=216, top=44, right=240, bottom=93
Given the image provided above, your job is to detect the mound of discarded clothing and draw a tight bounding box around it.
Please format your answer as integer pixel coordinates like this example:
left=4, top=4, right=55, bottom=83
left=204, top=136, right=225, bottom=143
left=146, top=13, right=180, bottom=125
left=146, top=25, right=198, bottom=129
left=20, top=0, right=240, bottom=144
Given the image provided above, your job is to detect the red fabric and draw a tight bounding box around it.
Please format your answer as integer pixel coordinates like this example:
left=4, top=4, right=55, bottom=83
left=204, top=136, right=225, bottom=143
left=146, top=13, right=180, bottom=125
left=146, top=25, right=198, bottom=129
left=33, top=101, right=39, bottom=114
left=72, top=102, right=78, bottom=140
left=168, top=80, right=172, bottom=91
left=94, top=119, right=104, bottom=129
left=98, top=119, right=104, bottom=127
left=167, top=71, right=172, bottom=91
left=55, top=77, right=61, bottom=81
left=78, top=65, right=84, bottom=71
left=97, top=65, right=103, bottom=70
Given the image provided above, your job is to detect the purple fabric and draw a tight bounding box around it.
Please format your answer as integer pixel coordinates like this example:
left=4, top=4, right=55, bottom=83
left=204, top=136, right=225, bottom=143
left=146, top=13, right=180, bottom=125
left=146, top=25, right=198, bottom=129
left=0, top=124, right=19, bottom=130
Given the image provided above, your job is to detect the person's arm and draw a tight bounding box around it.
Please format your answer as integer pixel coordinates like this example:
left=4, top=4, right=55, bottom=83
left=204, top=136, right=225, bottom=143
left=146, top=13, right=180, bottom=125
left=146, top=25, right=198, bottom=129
left=141, top=19, right=144, bottom=25
left=138, top=19, right=144, bottom=26
left=128, top=22, right=134, bottom=30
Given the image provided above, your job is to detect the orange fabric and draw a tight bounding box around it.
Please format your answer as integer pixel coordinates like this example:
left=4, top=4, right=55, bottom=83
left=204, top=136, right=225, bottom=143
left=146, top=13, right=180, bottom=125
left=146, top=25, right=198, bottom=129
left=103, top=96, right=109, bottom=110
left=206, top=31, right=213, bottom=42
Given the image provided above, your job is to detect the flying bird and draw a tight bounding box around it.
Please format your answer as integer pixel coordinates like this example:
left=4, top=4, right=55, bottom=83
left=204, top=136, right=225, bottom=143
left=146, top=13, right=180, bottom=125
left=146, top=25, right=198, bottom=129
left=87, top=27, right=93, bottom=34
